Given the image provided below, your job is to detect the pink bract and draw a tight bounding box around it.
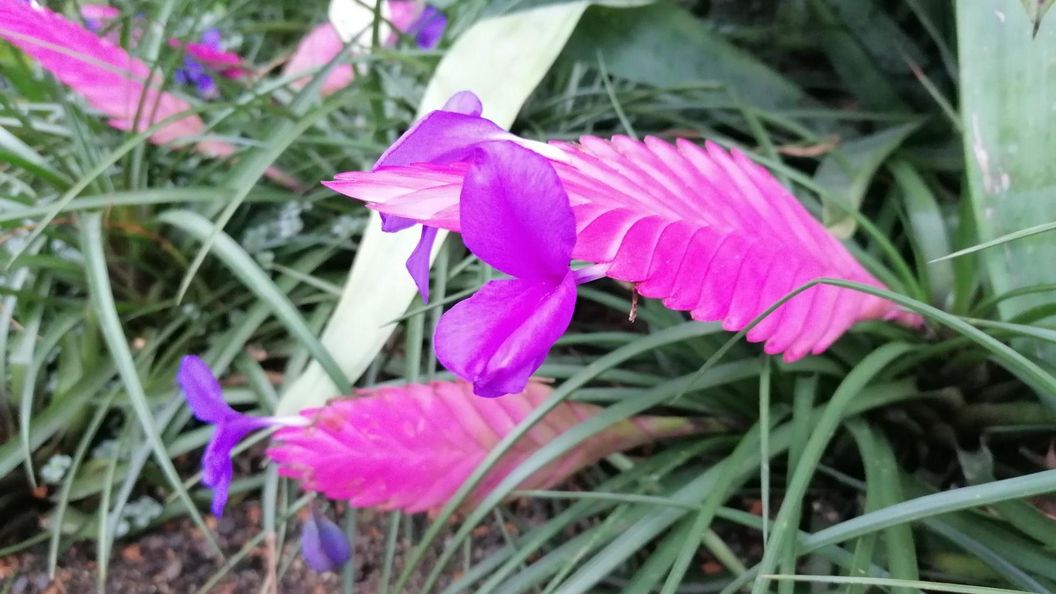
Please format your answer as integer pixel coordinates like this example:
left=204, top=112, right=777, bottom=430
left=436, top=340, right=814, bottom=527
left=327, top=123, right=921, bottom=362
left=0, top=1, right=202, bottom=147
left=282, top=23, right=356, bottom=96
left=0, top=2, right=298, bottom=188
left=267, top=380, right=697, bottom=514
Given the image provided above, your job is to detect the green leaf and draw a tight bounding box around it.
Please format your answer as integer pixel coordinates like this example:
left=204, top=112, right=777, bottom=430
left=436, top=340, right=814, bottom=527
left=818, top=122, right=921, bottom=238
left=563, top=3, right=805, bottom=110
left=157, top=209, right=350, bottom=394
left=78, top=212, right=220, bottom=555
left=749, top=342, right=913, bottom=594
left=1020, top=0, right=1056, bottom=35
left=762, top=575, right=1035, bottom=594
left=891, top=159, right=954, bottom=305
left=277, top=0, right=591, bottom=414
left=932, top=220, right=1056, bottom=263
left=959, top=0, right=1056, bottom=341
left=808, top=0, right=907, bottom=111
left=0, top=124, right=71, bottom=189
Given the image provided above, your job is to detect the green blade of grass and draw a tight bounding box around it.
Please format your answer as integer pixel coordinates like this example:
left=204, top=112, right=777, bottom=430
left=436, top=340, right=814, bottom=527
left=816, top=122, right=921, bottom=238
left=749, top=342, right=913, bottom=594
left=78, top=211, right=220, bottom=555
left=761, top=575, right=1034, bottom=594
left=931, top=220, right=1056, bottom=263
left=157, top=209, right=350, bottom=393
left=396, top=321, right=723, bottom=593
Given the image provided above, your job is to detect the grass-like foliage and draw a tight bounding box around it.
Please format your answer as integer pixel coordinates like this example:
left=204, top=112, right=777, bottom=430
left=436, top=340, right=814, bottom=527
left=1, top=0, right=1055, bottom=592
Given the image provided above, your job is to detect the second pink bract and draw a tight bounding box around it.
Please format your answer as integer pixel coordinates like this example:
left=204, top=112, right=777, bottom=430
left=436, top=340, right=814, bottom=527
left=267, top=380, right=698, bottom=514
left=282, top=0, right=444, bottom=96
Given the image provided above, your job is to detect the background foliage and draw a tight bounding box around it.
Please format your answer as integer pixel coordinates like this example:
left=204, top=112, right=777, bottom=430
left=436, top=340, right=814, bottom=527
left=2, top=0, right=1055, bottom=592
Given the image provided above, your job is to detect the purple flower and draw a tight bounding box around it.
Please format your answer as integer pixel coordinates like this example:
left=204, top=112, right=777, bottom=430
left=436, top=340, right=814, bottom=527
left=408, top=5, right=446, bottom=49
left=174, top=56, right=217, bottom=98
left=332, top=90, right=503, bottom=303
left=173, top=28, right=231, bottom=98
left=300, top=509, right=351, bottom=573
left=199, top=27, right=223, bottom=50
left=434, top=141, right=601, bottom=397
left=176, top=355, right=305, bottom=516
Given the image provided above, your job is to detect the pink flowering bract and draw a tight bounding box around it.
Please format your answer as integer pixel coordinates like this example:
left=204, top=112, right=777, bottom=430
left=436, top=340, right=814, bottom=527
left=267, top=380, right=696, bottom=514
left=0, top=1, right=300, bottom=188
left=0, top=0, right=205, bottom=148
left=325, top=92, right=921, bottom=379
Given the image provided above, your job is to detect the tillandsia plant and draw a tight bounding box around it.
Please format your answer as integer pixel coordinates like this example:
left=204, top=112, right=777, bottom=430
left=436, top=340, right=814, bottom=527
left=326, top=91, right=922, bottom=396
left=177, top=355, right=699, bottom=569
left=178, top=355, right=698, bottom=514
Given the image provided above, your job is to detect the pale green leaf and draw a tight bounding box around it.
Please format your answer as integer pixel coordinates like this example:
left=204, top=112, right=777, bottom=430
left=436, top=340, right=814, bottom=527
left=959, top=0, right=1056, bottom=361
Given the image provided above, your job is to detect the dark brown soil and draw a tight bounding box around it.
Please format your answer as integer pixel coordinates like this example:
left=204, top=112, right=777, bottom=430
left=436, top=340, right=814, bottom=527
left=1, top=500, right=537, bottom=594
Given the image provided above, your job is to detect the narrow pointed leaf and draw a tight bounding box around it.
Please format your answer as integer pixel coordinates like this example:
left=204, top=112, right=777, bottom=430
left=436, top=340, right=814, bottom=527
left=817, top=122, right=921, bottom=238
left=268, top=380, right=697, bottom=513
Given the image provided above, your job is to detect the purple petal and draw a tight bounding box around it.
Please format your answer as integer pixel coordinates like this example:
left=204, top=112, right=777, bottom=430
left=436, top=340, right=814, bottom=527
left=202, top=417, right=268, bottom=516
left=374, top=111, right=509, bottom=169
left=200, top=27, right=223, bottom=50
left=435, top=275, right=577, bottom=397
left=177, top=355, right=234, bottom=423
left=406, top=226, right=439, bottom=302
left=442, top=91, right=483, bottom=117
left=410, top=5, right=446, bottom=50
left=301, top=511, right=351, bottom=572
left=461, top=141, right=575, bottom=280
left=374, top=105, right=506, bottom=234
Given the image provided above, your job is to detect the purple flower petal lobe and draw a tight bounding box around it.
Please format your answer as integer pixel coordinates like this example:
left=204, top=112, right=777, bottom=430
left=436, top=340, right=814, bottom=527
left=409, top=5, right=446, bottom=49
left=301, top=511, right=351, bottom=572
left=461, top=141, right=574, bottom=280
left=435, top=275, right=577, bottom=397
left=406, top=226, right=439, bottom=302
left=177, top=355, right=233, bottom=423
left=442, top=90, right=483, bottom=117
left=374, top=111, right=509, bottom=169
left=201, top=417, right=268, bottom=516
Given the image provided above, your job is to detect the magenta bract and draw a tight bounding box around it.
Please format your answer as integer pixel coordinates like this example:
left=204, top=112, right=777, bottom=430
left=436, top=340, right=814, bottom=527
left=325, top=92, right=922, bottom=370
left=267, top=380, right=696, bottom=514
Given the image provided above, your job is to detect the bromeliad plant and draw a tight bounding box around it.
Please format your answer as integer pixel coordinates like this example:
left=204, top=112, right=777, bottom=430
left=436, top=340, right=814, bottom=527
left=8, top=1, right=1056, bottom=591
left=177, top=91, right=922, bottom=572
left=326, top=91, right=920, bottom=395
left=178, top=354, right=700, bottom=569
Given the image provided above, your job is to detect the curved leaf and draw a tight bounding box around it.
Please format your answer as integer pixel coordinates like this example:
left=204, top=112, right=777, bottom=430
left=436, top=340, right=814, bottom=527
left=267, top=380, right=696, bottom=513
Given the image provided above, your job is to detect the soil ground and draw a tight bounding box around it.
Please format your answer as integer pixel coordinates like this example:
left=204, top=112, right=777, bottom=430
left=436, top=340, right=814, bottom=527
left=1, top=500, right=538, bottom=594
